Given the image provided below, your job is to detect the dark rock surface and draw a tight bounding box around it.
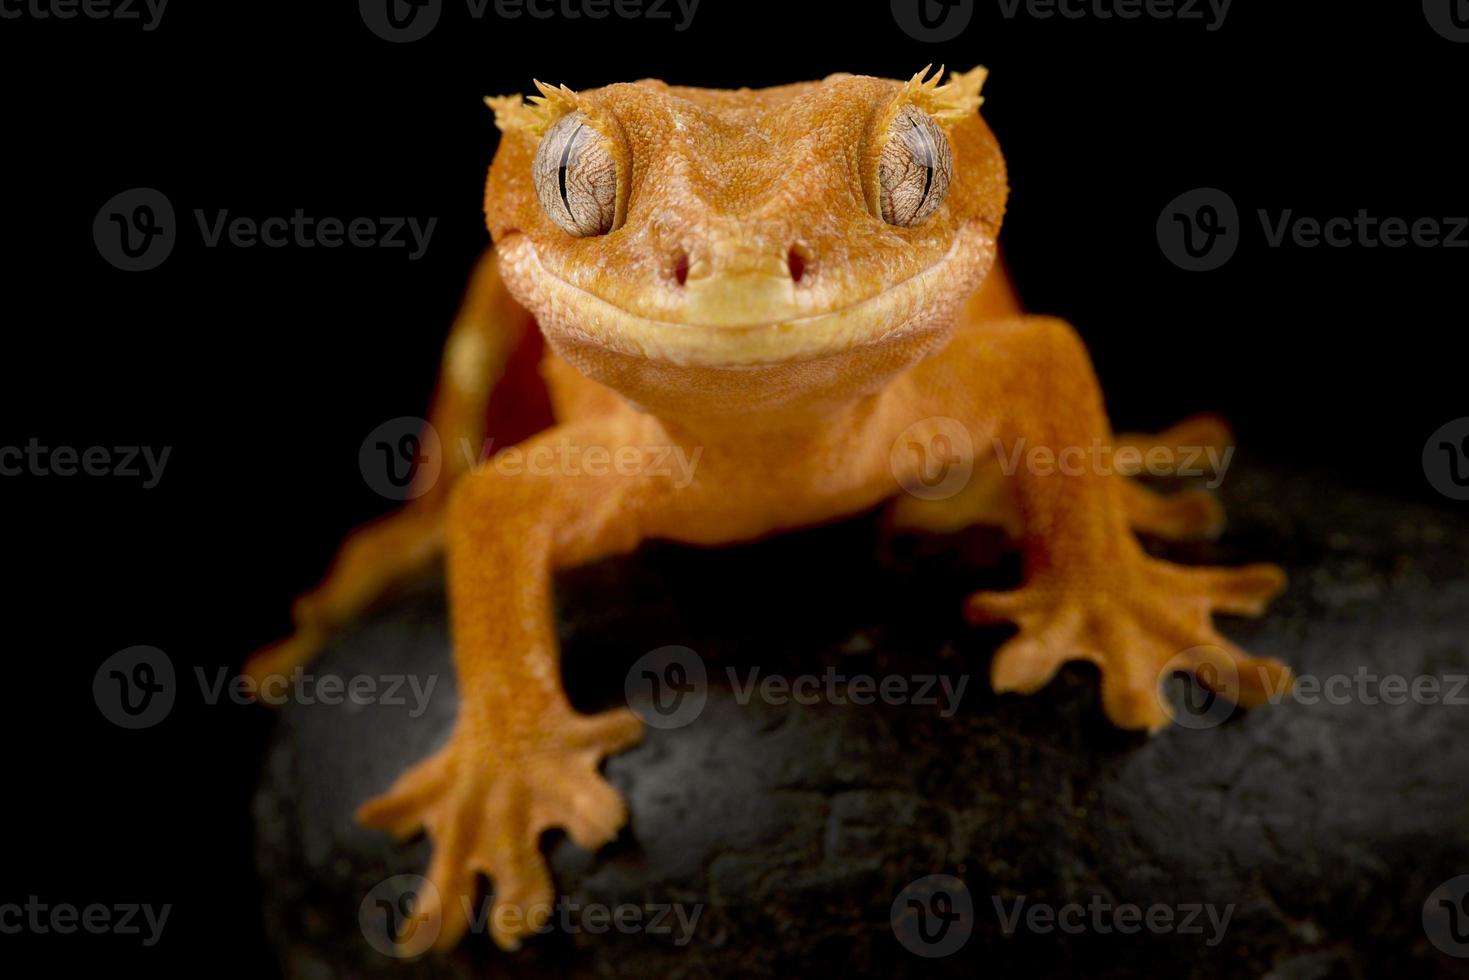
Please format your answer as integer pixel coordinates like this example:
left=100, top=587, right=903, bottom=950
left=254, top=461, right=1469, bottom=978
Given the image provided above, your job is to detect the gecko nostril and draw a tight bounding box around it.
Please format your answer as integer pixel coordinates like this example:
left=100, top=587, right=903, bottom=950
left=787, top=245, right=811, bottom=283
left=672, top=248, right=690, bottom=287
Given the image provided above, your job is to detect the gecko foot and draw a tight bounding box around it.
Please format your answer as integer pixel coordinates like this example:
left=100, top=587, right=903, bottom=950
left=1115, top=413, right=1234, bottom=541
left=357, top=707, right=644, bottom=952
left=242, top=628, right=327, bottom=688
left=1121, top=480, right=1224, bottom=541
left=1114, top=413, right=1234, bottom=476
left=965, top=556, right=1290, bottom=730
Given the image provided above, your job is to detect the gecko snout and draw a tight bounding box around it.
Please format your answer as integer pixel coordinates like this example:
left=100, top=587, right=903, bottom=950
left=670, top=247, right=811, bottom=286
left=665, top=234, right=816, bottom=326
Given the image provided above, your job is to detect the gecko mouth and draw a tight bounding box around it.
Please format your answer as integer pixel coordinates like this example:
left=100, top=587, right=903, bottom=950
left=496, top=222, right=993, bottom=369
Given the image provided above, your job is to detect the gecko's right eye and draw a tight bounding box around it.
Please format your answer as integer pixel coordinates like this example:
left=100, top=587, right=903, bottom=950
left=533, top=111, right=620, bottom=237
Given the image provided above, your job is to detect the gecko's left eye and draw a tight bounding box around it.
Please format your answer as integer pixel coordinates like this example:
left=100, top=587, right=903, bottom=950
left=876, top=105, right=953, bottom=227
left=533, top=111, right=620, bottom=237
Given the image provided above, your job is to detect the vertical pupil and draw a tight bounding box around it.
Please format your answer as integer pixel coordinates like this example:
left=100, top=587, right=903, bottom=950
left=558, top=122, right=583, bottom=219
left=905, top=116, right=935, bottom=220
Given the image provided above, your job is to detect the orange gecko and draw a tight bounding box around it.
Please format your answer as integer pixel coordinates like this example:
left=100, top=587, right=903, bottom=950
left=246, top=66, right=1291, bottom=951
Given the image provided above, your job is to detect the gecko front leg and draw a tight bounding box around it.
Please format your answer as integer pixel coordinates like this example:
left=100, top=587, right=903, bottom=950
left=946, top=317, right=1291, bottom=730
left=888, top=412, right=1231, bottom=543
left=356, top=417, right=662, bottom=952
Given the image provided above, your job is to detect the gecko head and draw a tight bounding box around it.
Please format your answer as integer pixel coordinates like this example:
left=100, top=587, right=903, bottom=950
left=484, top=67, right=1007, bottom=414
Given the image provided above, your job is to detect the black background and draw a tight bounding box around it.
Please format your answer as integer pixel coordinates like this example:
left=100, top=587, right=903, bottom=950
left=1, top=0, right=1464, bottom=974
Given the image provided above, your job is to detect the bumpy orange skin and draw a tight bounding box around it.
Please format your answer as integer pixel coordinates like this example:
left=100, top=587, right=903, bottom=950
left=249, top=69, right=1289, bottom=953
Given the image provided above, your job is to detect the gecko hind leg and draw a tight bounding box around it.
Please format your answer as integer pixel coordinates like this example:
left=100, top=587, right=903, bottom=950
left=245, top=249, right=535, bottom=686
left=244, top=503, right=444, bottom=684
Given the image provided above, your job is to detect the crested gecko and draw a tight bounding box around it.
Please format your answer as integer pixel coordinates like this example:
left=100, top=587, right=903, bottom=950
left=247, top=66, right=1291, bottom=952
